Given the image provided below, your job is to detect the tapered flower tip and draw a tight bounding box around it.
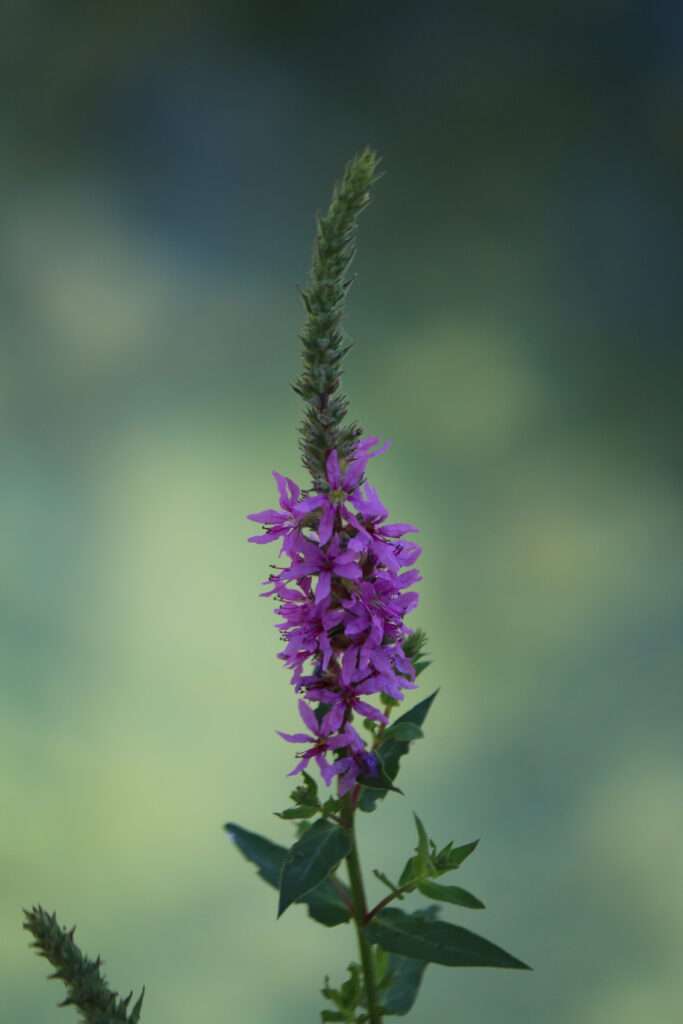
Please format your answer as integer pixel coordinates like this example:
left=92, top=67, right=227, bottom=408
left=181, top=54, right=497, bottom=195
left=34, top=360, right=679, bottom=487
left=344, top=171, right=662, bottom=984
left=355, top=436, right=391, bottom=460
left=272, top=471, right=300, bottom=506
left=297, top=699, right=320, bottom=734
left=277, top=730, right=312, bottom=743
left=352, top=482, right=388, bottom=519
left=325, top=449, right=342, bottom=489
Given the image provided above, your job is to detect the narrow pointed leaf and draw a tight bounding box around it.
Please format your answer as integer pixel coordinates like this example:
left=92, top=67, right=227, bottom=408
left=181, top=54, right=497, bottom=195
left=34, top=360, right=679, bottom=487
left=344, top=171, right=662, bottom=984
left=366, top=907, right=531, bottom=969
left=436, top=839, right=479, bottom=873
left=383, top=722, right=423, bottom=743
left=380, top=908, right=438, bottom=1015
left=417, top=879, right=485, bottom=909
left=398, top=856, right=418, bottom=887
left=413, top=814, right=431, bottom=876
left=130, top=988, right=146, bottom=1024
left=278, top=818, right=352, bottom=917
left=360, top=691, right=438, bottom=812
left=275, top=805, right=318, bottom=820
left=224, top=822, right=351, bottom=926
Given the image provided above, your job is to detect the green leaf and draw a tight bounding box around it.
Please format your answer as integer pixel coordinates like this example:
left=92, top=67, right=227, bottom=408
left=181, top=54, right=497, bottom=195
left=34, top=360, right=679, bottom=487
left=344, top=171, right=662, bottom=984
left=373, top=946, right=391, bottom=987
left=413, top=814, right=431, bottom=876
left=366, top=907, right=531, bottom=969
left=417, top=879, right=485, bottom=909
left=224, top=822, right=351, bottom=926
left=291, top=771, right=320, bottom=808
left=358, top=756, right=404, bottom=794
left=321, top=796, right=344, bottom=816
left=381, top=908, right=439, bottom=1016
left=322, top=962, right=366, bottom=1022
left=278, top=819, right=352, bottom=917
left=398, top=814, right=433, bottom=887
left=275, top=805, right=318, bottom=820
left=360, top=691, right=438, bottom=813
left=435, top=839, right=479, bottom=874
left=398, top=857, right=418, bottom=888
left=383, top=722, right=423, bottom=743
left=401, top=629, right=429, bottom=670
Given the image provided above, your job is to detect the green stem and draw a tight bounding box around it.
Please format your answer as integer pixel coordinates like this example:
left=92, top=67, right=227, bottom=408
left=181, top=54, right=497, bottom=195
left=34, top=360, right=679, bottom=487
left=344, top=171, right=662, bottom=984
left=343, top=796, right=383, bottom=1024
left=365, top=884, right=412, bottom=924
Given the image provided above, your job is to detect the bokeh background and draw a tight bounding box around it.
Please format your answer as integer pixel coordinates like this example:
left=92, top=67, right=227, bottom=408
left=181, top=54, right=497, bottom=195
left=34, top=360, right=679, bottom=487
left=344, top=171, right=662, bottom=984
left=3, top=3, right=682, bottom=1022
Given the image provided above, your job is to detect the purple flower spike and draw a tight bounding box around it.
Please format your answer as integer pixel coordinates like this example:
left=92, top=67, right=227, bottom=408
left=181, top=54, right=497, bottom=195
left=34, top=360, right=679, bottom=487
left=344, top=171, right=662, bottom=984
left=248, top=435, right=422, bottom=790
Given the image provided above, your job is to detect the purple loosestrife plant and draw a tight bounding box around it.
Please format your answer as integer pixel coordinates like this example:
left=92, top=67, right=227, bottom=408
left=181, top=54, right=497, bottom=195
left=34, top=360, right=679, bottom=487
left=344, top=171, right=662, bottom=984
left=227, top=149, right=530, bottom=1022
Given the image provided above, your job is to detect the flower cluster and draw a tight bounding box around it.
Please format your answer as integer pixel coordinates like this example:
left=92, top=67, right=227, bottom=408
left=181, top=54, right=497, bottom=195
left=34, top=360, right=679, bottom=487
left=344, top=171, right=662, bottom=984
left=248, top=438, right=421, bottom=795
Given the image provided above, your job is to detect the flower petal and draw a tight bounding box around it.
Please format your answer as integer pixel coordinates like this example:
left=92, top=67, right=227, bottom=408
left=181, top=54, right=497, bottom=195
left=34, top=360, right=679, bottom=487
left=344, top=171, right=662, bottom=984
left=315, top=571, right=331, bottom=604
left=298, top=699, right=320, bottom=735
left=321, top=702, right=346, bottom=733
left=287, top=756, right=311, bottom=777
left=317, top=502, right=336, bottom=545
left=277, top=730, right=314, bottom=743
left=326, top=449, right=342, bottom=489
left=247, top=508, right=285, bottom=524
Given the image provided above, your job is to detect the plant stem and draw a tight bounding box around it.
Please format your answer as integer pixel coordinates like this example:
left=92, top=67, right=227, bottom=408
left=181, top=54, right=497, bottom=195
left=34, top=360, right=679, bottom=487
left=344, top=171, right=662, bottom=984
left=343, top=796, right=383, bottom=1024
left=364, top=885, right=411, bottom=924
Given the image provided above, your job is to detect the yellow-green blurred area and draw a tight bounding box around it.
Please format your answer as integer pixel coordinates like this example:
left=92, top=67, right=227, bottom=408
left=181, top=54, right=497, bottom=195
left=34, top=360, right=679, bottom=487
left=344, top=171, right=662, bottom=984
left=2, top=2, right=682, bottom=1022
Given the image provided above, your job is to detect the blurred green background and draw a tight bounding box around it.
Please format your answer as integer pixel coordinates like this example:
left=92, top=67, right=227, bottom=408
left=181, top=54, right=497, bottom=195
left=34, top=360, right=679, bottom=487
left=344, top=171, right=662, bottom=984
left=2, top=3, right=682, bottom=1022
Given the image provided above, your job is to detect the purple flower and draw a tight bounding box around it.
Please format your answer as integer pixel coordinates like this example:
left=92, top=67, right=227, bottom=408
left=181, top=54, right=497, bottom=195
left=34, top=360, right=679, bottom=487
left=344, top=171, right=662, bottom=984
left=278, top=700, right=357, bottom=785
left=347, top=484, right=420, bottom=572
left=296, top=437, right=390, bottom=544
left=278, top=536, right=362, bottom=604
left=308, top=646, right=389, bottom=732
left=334, top=748, right=381, bottom=797
left=276, top=598, right=344, bottom=674
left=247, top=472, right=305, bottom=556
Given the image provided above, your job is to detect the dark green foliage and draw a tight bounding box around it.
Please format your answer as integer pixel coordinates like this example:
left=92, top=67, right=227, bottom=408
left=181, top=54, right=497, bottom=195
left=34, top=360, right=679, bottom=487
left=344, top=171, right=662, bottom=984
left=293, top=148, right=380, bottom=488
left=394, top=815, right=483, bottom=905
left=224, top=822, right=351, bottom=926
left=381, top=908, right=440, bottom=1016
left=320, top=946, right=412, bottom=1022
left=275, top=772, right=344, bottom=822
left=416, top=879, right=485, bottom=910
left=401, top=630, right=431, bottom=677
left=275, top=771, right=321, bottom=819
left=275, top=804, right=318, bottom=820
left=381, top=722, right=423, bottom=743
left=356, top=760, right=403, bottom=794
left=433, top=838, right=479, bottom=872
left=278, top=819, right=352, bottom=917
left=320, top=962, right=365, bottom=1022
left=359, top=691, right=438, bottom=813
left=366, top=907, right=531, bottom=969
left=320, top=911, right=440, bottom=1020
left=22, top=906, right=144, bottom=1023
